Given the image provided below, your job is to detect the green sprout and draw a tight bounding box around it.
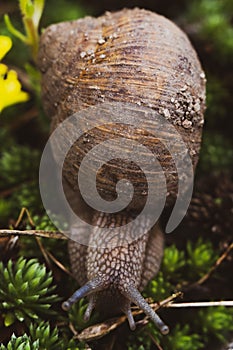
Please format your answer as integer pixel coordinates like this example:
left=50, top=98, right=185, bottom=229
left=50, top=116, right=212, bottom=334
left=186, top=238, right=217, bottom=279
left=198, top=307, right=233, bottom=343
left=187, top=0, right=233, bottom=58
left=144, top=271, right=173, bottom=300
left=28, top=321, right=63, bottom=349
left=0, top=257, right=59, bottom=326
left=165, top=324, right=204, bottom=350
left=162, top=245, right=186, bottom=279
left=4, top=0, right=45, bottom=62
left=68, top=298, right=99, bottom=332
left=0, top=334, right=39, bottom=350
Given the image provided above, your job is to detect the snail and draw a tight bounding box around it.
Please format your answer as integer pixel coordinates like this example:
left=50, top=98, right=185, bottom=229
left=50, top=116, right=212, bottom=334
left=38, top=8, right=206, bottom=334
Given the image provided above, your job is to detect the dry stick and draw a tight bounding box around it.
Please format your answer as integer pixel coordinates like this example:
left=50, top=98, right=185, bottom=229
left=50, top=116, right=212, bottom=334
left=76, top=292, right=182, bottom=342
left=1, top=209, right=72, bottom=276
left=1, top=208, right=70, bottom=276
left=188, top=242, right=233, bottom=289
left=46, top=250, right=75, bottom=278
left=0, top=229, right=68, bottom=240
left=76, top=295, right=233, bottom=342
left=0, top=207, right=67, bottom=240
left=0, top=184, right=25, bottom=198
left=146, top=331, right=164, bottom=350
left=35, top=236, right=52, bottom=268
left=15, top=208, right=72, bottom=276
left=15, top=208, right=54, bottom=268
left=14, top=207, right=35, bottom=228
left=0, top=181, right=35, bottom=199
left=7, top=106, right=38, bottom=131
left=167, top=301, right=233, bottom=308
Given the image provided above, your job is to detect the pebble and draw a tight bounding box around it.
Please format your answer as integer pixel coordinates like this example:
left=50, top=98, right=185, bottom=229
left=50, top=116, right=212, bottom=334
left=180, top=85, right=188, bottom=92
left=194, top=102, right=201, bottom=112
left=163, top=108, right=171, bottom=118
left=98, top=38, right=106, bottom=45
left=200, top=72, right=205, bottom=79
left=182, top=120, right=192, bottom=128
left=80, top=51, right=86, bottom=58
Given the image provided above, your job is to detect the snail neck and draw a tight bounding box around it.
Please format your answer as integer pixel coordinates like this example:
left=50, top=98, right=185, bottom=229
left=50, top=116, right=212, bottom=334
left=90, top=211, right=154, bottom=248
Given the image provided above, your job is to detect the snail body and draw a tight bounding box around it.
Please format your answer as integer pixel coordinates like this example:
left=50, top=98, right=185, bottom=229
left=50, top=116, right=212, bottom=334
left=38, top=8, right=206, bottom=333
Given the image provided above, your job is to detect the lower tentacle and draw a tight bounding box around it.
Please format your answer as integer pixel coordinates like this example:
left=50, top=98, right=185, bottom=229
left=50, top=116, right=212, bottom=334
left=121, top=284, right=169, bottom=334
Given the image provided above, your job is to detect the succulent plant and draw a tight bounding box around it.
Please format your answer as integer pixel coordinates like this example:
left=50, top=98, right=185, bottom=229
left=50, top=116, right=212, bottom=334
left=0, top=257, right=59, bottom=326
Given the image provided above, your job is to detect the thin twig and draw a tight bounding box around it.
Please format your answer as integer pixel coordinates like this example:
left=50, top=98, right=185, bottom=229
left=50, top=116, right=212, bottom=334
left=167, top=300, right=233, bottom=308
left=76, top=295, right=233, bottom=342
left=7, top=106, right=38, bottom=131
left=76, top=292, right=182, bottom=342
left=0, top=180, right=35, bottom=199
left=188, top=242, right=233, bottom=288
left=0, top=229, right=68, bottom=240
left=14, top=207, right=35, bottom=228
left=1, top=207, right=68, bottom=240
left=46, top=250, right=75, bottom=278
left=146, top=331, right=164, bottom=350
left=35, top=236, right=52, bottom=267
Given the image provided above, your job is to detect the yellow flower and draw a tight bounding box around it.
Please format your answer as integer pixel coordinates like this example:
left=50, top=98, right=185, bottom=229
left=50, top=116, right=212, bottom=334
left=0, top=35, right=12, bottom=60
left=0, top=35, right=29, bottom=112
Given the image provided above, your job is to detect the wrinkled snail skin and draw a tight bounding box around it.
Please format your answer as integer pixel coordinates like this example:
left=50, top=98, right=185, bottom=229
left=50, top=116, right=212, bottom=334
left=38, top=8, right=206, bottom=333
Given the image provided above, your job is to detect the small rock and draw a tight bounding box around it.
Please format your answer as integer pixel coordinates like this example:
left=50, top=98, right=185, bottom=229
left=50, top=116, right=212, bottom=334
left=87, top=49, right=94, bottom=56
left=163, top=108, right=170, bottom=118
left=193, top=102, right=201, bottom=112
left=98, top=38, right=106, bottom=45
left=200, top=72, right=205, bottom=79
left=180, top=85, right=188, bottom=92
left=182, top=119, right=192, bottom=128
left=190, top=149, right=196, bottom=156
left=80, top=51, right=86, bottom=58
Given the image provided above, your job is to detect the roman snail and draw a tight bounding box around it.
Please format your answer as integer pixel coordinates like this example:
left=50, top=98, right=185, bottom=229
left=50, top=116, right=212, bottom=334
left=38, top=8, right=206, bottom=334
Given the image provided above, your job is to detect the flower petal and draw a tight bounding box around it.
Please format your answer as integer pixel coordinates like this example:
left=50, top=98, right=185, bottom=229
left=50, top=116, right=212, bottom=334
left=0, top=36, right=12, bottom=60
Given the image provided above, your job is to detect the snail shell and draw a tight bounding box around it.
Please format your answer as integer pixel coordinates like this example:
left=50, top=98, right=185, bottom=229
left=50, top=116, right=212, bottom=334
left=38, top=8, right=206, bottom=333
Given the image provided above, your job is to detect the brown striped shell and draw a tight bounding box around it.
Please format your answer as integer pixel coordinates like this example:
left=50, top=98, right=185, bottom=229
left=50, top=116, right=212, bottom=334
left=38, top=8, right=206, bottom=333
left=38, top=8, right=205, bottom=209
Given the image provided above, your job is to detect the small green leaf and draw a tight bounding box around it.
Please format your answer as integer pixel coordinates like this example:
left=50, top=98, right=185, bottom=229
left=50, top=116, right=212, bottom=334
left=4, top=14, right=27, bottom=43
left=4, top=312, right=16, bottom=327
left=15, top=309, right=25, bottom=322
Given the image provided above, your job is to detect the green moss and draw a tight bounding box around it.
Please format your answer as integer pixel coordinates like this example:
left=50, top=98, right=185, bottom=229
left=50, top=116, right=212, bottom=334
left=144, top=271, right=173, bottom=300
left=68, top=298, right=99, bottom=332
left=0, top=146, right=40, bottom=187
left=198, top=307, right=233, bottom=342
left=28, top=321, right=63, bottom=350
left=187, top=0, right=233, bottom=59
left=186, top=238, right=217, bottom=279
left=0, top=321, right=85, bottom=349
left=205, top=76, right=229, bottom=124
left=162, top=245, right=186, bottom=279
left=165, top=324, right=204, bottom=350
left=42, top=0, right=88, bottom=26
left=199, top=133, right=233, bottom=172
left=0, top=334, right=39, bottom=350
